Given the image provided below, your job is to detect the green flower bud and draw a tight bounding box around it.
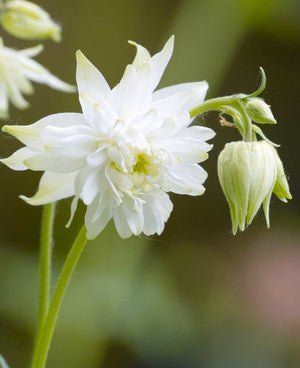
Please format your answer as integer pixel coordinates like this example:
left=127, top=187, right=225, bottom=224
left=218, top=140, right=291, bottom=234
left=245, top=98, right=276, bottom=124
left=0, top=0, right=61, bottom=42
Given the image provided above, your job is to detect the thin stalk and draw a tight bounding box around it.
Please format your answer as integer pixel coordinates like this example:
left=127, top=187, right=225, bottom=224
left=189, top=95, right=237, bottom=118
left=189, top=94, right=252, bottom=141
left=31, top=226, right=88, bottom=368
left=36, top=203, right=56, bottom=342
left=237, top=101, right=252, bottom=142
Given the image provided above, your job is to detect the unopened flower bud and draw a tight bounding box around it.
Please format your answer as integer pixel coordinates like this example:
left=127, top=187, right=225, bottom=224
left=218, top=140, right=291, bottom=234
left=245, top=98, right=276, bottom=124
left=1, top=0, right=61, bottom=42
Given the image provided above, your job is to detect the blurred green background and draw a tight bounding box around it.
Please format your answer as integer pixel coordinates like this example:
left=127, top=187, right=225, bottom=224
left=0, top=0, right=300, bottom=367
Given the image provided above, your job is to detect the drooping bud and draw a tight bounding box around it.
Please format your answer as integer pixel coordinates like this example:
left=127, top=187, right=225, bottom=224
left=245, top=98, right=276, bottom=124
left=218, top=140, right=291, bottom=234
left=0, top=0, right=61, bottom=42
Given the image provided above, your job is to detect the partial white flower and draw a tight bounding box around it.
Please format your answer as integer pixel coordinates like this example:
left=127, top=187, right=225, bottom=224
left=2, top=36, right=215, bottom=239
left=0, top=38, right=75, bottom=118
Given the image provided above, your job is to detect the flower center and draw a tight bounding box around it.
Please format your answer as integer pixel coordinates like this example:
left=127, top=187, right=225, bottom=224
left=132, top=153, right=160, bottom=177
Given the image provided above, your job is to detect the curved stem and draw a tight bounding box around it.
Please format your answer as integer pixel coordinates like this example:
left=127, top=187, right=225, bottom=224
left=237, top=100, right=252, bottom=142
left=189, top=95, right=237, bottom=118
left=31, top=226, right=88, bottom=368
left=189, top=94, right=252, bottom=141
left=35, top=203, right=56, bottom=344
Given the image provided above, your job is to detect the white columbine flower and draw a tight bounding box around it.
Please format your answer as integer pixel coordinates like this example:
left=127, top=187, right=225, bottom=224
left=1, top=36, right=215, bottom=239
left=0, top=38, right=75, bottom=118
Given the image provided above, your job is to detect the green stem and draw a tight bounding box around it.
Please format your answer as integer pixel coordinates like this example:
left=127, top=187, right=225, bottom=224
left=189, top=94, right=252, bottom=142
left=189, top=95, right=237, bottom=118
left=35, top=204, right=56, bottom=344
left=31, top=226, right=88, bottom=368
left=236, top=100, right=252, bottom=142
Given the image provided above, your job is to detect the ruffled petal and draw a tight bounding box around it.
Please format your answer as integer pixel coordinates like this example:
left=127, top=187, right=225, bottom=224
left=160, top=136, right=211, bottom=163
left=161, top=163, right=207, bottom=195
left=79, top=90, right=117, bottom=131
left=3, top=113, right=87, bottom=151
left=152, top=81, right=209, bottom=117
left=111, top=64, right=152, bottom=121
left=24, top=153, right=85, bottom=172
left=120, top=195, right=144, bottom=235
left=112, top=206, right=133, bottom=239
left=20, top=171, right=76, bottom=205
left=85, top=193, right=113, bottom=239
left=141, top=189, right=173, bottom=236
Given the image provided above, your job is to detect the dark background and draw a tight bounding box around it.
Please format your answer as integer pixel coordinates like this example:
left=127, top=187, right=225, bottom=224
left=0, top=1, right=300, bottom=367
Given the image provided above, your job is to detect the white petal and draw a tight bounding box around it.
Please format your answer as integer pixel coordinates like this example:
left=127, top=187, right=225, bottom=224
left=129, top=41, right=151, bottom=69
left=79, top=90, right=117, bottom=131
left=24, top=154, right=85, bottom=172
left=27, top=70, right=75, bottom=92
left=45, top=138, right=98, bottom=158
left=42, top=125, right=99, bottom=157
left=148, top=35, right=174, bottom=91
left=153, top=81, right=208, bottom=102
left=18, top=56, right=75, bottom=92
left=3, top=71, right=29, bottom=109
left=86, top=147, right=107, bottom=168
left=3, top=113, right=86, bottom=151
left=178, top=125, right=215, bottom=141
left=113, top=206, right=133, bottom=239
left=120, top=196, right=144, bottom=235
left=66, top=196, right=79, bottom=228
left=152, top=81, right=209, bottom=116
left=0, top=80, right=8, bottom=117
left=79, top=169, right=101, bottom=205
left=76, top=50, right=110, bottom=96
left=19, top=44, right=43, bottom=57
left=160, top=136, right=211, bottom=163
left=161, top=163, right=207, bottom=195
left=142, top=189, right=173, bottom=236
left=85, top=193, right=113, bottom=239
left=20, top=171, right=76, bottom=205
left=111, top=64, right=152, bottom=120
left=0, top=147, right=35, bottom=170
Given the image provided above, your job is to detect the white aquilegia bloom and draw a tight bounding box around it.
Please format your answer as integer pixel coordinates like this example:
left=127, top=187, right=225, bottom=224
left=0, top=39, right=75, bottom=118
left=1, top=36, right=215, bottom=239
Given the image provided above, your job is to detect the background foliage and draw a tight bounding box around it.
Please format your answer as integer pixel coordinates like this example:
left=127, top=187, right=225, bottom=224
left=0, top=0, right=300, bottom=367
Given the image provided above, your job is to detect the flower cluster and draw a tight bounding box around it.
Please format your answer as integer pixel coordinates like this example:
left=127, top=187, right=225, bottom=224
left=1, top=36, right=215, bottom=239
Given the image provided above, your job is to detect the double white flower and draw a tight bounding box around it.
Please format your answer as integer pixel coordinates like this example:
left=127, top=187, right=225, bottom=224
left=0, top=39, right=75, bottom=118
left=2, top=36, right=215, bottom=239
